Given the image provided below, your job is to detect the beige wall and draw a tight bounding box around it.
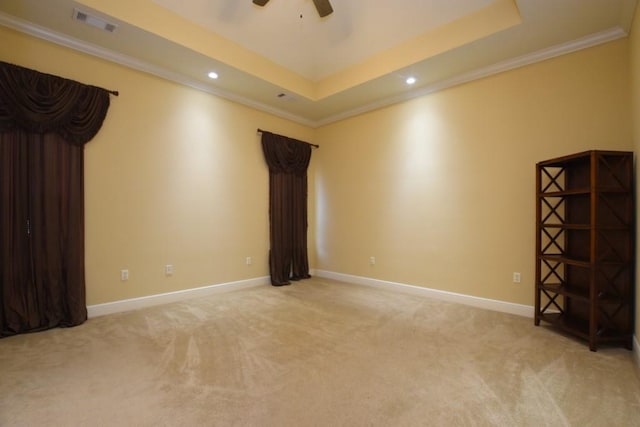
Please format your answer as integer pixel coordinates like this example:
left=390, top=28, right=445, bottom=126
left=315, top=39, right=632, bottom=306
left=630, top=4, right=640, bottom=343
left=0, top=26, right=316, bottom=305
left=0, top=24, right=635, bottom=315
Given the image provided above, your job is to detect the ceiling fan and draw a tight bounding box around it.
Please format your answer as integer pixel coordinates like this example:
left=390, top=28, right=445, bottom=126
left=252, top=0, right=334, bottom=18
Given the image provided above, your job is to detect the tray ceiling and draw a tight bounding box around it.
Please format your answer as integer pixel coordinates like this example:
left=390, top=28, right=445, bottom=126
left=0, top=0, right=637, bottom=126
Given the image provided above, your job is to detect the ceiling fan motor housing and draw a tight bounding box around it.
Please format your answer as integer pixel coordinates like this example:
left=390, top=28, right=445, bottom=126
left=252, top=0, right=333, bottom=17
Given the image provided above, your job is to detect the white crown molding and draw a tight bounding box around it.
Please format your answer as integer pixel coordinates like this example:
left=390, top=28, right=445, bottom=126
left=87, top=276, right=270, bottom=317
left=0, top=10, right=628, bottom=128
left=0, top=11, right=317, bottom=128
left=314, top=270, right=534, bottom=318
left=316, top=26, right=628, bottom=126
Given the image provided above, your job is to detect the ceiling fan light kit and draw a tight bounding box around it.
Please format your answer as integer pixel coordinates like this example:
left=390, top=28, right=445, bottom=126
left=253, top=0, right=334, bottom=17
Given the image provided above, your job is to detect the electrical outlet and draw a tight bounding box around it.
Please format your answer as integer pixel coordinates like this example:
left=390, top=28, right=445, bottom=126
left=369, top=256, right=376, bottom=265
left=513, top=272, right=521, bottom=283
left=121, top=269, right=129, bottom=281
left=165, top=264, right=173, bottom=276
left=246, top=257, right=252, bottom=265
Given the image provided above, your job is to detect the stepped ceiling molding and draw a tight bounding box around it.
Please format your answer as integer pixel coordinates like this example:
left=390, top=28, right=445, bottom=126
left=0, top=0, right=637, bottom=126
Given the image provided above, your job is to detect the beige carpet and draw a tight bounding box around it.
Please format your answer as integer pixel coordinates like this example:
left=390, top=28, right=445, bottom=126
left=1, top=278, right=639, bottom=426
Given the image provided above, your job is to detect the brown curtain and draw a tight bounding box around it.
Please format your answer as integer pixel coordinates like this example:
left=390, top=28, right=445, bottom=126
left=0, top=61, right=112, bottom=337
left=261, top=131, right=312, bottom=286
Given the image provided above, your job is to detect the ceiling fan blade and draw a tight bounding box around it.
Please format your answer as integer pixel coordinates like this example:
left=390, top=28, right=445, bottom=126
left=253, top=0, right=269, bottom=6
left=312, top=0, right=333, bottom=17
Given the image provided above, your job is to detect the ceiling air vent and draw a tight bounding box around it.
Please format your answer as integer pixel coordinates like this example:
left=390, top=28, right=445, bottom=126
left=72, top=8, right=118, bottom=33
left=276, top=93, right=297, bottom=102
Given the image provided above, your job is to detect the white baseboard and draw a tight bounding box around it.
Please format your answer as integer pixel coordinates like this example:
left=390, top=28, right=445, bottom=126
left=87, top=276, right=270, bottom=318
left=314, top=270, right=534, bottom=318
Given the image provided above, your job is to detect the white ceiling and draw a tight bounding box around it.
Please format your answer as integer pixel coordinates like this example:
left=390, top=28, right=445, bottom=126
left=0, top=0, right=638, bottom=127
left=152, top=0, right=496, bottom=81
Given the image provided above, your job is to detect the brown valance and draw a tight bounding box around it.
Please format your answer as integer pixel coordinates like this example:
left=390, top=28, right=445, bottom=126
left=260, top=130, right=313, bottom=176
left=0, top=61, right=115, bottom=146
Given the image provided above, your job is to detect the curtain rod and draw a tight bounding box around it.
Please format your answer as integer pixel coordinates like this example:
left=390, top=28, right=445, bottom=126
left=92, top=86, right=118, bottom=96
left=257, top=128, right=319, bottom=148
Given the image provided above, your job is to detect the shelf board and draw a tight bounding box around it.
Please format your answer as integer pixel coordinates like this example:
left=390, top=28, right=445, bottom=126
left=538, top=283, right=589, bottom=301
left=538, top=187, right=631, bottom=196
left=538, top=223, right=631, bottom=231
left=537, top=283, right=628, bottom=304
left=539, top=223, right=591, bottom=230
left=538, top=254, right=590, bottom=267
left=538, top=254, right=628, bottom=267
left=536, top=150, right=633, bottom=167
left=538, top=189, right=590, bottom=197
left=537, top=310, right=632, bottom=341
left=537, top=312, right=590, bottom=340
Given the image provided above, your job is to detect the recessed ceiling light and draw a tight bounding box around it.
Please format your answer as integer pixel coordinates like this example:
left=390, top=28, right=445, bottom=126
left=406, top=76, right=417, bottom=85
left=208, top=71, right=219, bottom=79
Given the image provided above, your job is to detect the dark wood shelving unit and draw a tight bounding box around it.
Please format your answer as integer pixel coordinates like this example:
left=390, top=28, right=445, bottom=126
left=535, top=150, right=634, bottom=351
